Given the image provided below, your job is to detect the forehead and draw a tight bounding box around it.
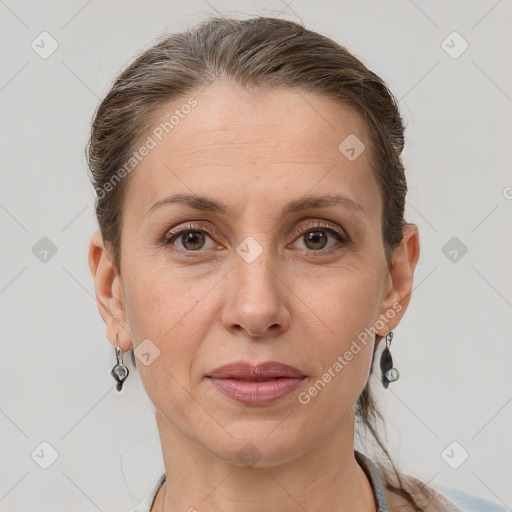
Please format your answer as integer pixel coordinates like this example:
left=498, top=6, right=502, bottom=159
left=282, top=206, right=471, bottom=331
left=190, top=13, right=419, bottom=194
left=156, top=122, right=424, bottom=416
left=125, top=83, right=380, bottom=219
left=163, top=84, right=368, bottom=156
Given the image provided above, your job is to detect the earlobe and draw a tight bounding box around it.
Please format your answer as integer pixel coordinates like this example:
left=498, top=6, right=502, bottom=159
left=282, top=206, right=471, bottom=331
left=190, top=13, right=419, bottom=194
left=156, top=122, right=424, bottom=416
left=88, top=231, right=131, bottom=351
left=377, top=224, right=420, bottom=333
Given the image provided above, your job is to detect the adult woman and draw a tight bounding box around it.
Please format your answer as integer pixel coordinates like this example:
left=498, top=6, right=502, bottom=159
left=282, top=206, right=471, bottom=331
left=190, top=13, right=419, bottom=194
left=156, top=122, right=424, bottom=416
left=87, top=16, right=505, bottom=512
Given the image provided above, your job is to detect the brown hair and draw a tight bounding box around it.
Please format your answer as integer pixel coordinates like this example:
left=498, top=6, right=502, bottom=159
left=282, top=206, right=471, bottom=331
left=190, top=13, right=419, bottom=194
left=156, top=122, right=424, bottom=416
left=87, top=16, right=431, bottom=510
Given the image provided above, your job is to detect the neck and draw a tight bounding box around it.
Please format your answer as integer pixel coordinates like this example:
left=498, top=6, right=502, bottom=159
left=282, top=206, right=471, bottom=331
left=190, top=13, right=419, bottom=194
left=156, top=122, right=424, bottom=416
left=151, top=409, right=377, bottom=512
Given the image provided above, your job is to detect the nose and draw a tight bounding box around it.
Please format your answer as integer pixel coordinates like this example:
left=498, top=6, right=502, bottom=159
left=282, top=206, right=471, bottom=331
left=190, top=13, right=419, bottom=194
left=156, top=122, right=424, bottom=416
left=221, top=248, right=291, bottom=339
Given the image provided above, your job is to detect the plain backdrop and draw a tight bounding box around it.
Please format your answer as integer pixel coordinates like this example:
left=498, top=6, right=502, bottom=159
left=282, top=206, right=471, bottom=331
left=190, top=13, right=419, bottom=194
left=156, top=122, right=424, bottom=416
left=1, top=0, right=511, bottom=510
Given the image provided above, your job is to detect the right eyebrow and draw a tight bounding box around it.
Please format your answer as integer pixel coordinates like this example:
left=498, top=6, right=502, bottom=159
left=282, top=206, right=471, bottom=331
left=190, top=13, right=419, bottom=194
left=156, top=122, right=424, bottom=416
left=146, top=194, right=230, bottom=217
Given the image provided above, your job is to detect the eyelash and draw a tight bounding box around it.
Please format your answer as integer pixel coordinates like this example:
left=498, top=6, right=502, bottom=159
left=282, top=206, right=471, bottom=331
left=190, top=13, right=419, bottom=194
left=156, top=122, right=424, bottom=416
left=162, top=220, right=347, bottom=254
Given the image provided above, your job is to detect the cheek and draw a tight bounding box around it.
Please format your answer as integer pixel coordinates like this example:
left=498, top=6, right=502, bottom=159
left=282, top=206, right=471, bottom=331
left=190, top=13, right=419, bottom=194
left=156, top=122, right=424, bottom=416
left=121, top=268, right=222, bottom=439
left=121, top=259, right=229, bottom=400
left=294, top=261, right=383, bottom=341
left=123, top=256, right=211, bottom=336
left=292, top=265, right=381, bottom=396
left=121, top=264, right=203, bottom=373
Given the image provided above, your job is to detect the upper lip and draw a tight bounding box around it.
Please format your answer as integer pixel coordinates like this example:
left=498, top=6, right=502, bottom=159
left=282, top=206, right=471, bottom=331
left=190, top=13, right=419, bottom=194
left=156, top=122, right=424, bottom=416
left=207, top=361, right=307, bottom=380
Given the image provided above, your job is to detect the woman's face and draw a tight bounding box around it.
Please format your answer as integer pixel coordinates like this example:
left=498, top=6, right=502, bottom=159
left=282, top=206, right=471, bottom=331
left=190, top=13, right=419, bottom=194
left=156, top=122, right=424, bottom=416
left=90, top=83, right=418, bottom=466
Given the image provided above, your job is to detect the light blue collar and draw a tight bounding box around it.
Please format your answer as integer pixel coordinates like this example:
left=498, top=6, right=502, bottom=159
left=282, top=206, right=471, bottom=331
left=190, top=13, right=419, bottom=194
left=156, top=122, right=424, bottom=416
left=355, top=449, right=389, bottom=512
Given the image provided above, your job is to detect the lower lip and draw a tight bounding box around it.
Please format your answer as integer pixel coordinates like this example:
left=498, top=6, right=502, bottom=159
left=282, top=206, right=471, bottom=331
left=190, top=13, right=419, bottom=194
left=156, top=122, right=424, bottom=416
left=207, top=377, right=306, bottom=405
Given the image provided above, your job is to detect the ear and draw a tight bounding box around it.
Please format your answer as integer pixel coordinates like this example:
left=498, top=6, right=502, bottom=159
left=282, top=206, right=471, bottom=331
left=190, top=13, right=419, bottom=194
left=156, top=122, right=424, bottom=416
left=376, top=223, right=420, bottom=335
left=88, top=231, right=132, bottom=351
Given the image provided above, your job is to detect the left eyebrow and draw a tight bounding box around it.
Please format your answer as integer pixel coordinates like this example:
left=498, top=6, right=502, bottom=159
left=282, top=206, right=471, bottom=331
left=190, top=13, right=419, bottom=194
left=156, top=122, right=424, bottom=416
left=146, top=193, right=365, bottom=217
left=282, top=194, right=365, bottom=216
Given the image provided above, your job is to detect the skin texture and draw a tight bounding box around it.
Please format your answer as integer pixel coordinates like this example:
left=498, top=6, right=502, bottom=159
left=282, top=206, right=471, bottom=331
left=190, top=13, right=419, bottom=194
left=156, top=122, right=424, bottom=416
left=89, top=83, right=419, bottom=512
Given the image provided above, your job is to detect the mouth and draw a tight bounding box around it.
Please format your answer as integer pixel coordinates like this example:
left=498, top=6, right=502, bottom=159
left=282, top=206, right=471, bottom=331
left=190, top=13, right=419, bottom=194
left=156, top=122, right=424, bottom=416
left=207, top=360, right=307, bottom=380
left=206, top=361, right=307, bottom=405
left=221, top=377, right=287, bottom=381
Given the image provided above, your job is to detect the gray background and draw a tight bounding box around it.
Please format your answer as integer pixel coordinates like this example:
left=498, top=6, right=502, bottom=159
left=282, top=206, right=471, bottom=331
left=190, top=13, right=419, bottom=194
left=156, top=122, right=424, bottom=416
left=1, top=0, right=511, bottom=510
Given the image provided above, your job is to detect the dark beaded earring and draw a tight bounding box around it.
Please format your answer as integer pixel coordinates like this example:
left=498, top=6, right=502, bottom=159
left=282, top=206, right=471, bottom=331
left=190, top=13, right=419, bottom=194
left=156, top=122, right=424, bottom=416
left=380, top=328, right=400, bottom=389
left=111, top=333, right=129, bottom=391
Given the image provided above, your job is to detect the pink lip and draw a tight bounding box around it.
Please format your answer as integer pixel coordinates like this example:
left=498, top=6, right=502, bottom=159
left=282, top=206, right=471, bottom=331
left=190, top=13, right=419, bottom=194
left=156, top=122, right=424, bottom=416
left=206, top=361, right=307, bottom=406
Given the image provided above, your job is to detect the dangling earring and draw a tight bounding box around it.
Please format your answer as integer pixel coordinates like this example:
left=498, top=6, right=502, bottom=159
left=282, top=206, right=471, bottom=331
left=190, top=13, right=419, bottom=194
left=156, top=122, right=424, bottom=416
left=111, top=333, right=129, bottom=392
left=380, top=327, right=400, bottom=389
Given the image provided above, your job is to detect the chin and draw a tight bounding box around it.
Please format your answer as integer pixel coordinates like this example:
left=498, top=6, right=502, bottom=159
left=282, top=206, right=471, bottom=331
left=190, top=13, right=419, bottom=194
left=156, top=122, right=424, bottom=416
left=206, top=427, right=310, bottom=468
